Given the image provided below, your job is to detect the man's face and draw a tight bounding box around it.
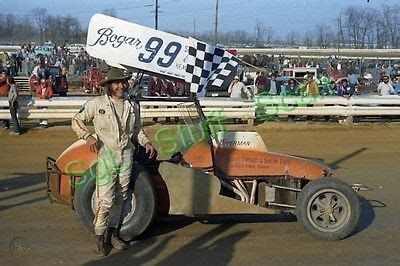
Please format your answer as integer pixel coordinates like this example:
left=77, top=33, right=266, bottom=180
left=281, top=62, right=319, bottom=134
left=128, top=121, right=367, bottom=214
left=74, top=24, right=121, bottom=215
left=111, top=80, right=128, bottom=98
left=128, top=79, right=135, bottom=87
left=383, top=77, right=389, bottom=84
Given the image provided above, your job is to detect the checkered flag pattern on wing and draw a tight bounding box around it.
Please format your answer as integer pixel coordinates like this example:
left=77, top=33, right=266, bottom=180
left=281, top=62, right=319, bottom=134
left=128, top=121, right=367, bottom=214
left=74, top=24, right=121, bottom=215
left=185, top=37, right=239, bottom=93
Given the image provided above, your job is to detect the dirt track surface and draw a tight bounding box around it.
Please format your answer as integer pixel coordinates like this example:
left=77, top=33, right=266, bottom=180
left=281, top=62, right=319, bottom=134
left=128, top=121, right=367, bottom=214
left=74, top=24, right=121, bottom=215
left=1, top=123, right=400, bottom=265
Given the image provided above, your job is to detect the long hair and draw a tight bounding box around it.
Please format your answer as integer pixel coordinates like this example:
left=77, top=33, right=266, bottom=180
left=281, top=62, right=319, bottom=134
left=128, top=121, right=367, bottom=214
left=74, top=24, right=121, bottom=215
left=104, top=84, right=112, bottom=96
left=7, top=76, right=15, bottom=84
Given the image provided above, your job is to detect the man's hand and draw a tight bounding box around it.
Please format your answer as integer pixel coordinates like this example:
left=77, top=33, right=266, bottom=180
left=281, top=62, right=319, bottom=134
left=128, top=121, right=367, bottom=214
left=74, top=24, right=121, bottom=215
left=145, top=142, right=156, bottom=159
left=85, top=135, right=98, bottom=153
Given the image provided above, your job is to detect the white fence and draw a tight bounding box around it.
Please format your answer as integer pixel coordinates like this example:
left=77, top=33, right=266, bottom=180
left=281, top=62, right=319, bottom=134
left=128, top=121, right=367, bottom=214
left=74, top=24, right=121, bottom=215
left=1, top=95, right=400, bottom=125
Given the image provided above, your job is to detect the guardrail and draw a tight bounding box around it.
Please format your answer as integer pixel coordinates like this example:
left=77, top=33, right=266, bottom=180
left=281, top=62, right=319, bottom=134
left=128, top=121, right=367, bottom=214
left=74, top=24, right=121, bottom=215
left=14, top=76, right=30, bottom=91
left=0, top=95, right=399, bottom=125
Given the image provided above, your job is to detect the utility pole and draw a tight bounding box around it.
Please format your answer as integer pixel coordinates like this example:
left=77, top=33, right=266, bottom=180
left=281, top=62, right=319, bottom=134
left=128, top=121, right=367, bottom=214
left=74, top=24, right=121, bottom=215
left=213, top=0, right=219, bottom=45
left=155, top=0, right=159, bottom=30
left=193, top=18, right=196, bottom=38
left=267, top=26, right=272, bottom=46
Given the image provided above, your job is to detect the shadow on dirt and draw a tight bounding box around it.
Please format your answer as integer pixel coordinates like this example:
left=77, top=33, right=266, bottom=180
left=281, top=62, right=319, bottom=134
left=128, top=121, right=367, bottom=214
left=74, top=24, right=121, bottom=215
left=140, top=213, right=295, bottom=238
left=0, top=196, right=47, bottom=212
left=0, top=172, right=45, bottom=192
left=84, top=223, right=250, bottom=266
left=195, top=213, right=297, bottom=224
left=290, top=147, right=368, bottom=172
left=0, top=172, right=46, bottom=212
left=351, top=196, right=381, bottom=237
left=329, top=147, right=368, bottom=170
left=137, top=217, right=196, bottom=239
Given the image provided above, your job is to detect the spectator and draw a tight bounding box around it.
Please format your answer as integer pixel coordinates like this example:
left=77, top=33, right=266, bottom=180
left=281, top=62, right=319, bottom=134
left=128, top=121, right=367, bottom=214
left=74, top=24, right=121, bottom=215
left=392, top=77, right=400, bottom=94
left=32, top=62, right=47, bottom=79
left=263, top=73, right=281, bottom=95
left=377, top=75, right=395, bottom=96
left=281, top=78, right=300, bottom=122
left=0, top=70, right=10, bottom=129
left=7, top=76, right=20, bottom=135
left=36, top=78, right=54, bottom=127
left=10, top=55, right=17, bottom=76
left=281, top=78, right=300, bottom=96
left=164, top=80, right=179, bottom=124
left=304, top=74, right=319, bottom=97
left=336, top=60, right=342, bottom=71
left=229, top=76, right=251, bottom=123
left=148, top=76, right=165, bottom=123
left=255, top=71, right=267, bottom=94
left=319, top=72, right=331, bottom=95
left=326, top=80, right=336, bottom=95
left=127, top=76, right=138, bottom=98
left=25, top=51, right=34, bottom=75
left=335, top=79, right=350, bottom=97
left=148, top=76, right=165, bottom=97
left=347, top=71, right=359, bottom=93
left=16, top=51, right=23, bottom=73
left=228, top=76, right=251, bottom=99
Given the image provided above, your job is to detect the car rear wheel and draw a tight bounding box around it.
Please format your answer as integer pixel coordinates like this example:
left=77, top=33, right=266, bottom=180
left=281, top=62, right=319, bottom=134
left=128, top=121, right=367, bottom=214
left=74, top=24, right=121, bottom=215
left=296, top=178, right=360, bottom=240
left=74, top=165, right=156, bottom=241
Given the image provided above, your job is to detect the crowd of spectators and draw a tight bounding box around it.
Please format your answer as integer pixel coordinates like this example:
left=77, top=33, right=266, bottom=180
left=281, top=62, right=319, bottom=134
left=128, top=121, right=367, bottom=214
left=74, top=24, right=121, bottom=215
left=249, top=71, right=353, bottom=98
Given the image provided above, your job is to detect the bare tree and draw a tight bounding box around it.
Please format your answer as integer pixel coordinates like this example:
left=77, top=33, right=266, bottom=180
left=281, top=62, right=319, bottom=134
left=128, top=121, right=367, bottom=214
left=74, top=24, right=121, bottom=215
left=303, top=31, right=313, bottom=47
left=16, top=16, right=35, bottom=43
left=5, top=13, right=17, bottom=39
left=381, top=5, right=400, bottom=48
left=32, top=8, right=47, bottom=44
left=70, top=17, right=84, bottom=43
left=285, top=31, right=299, bottom=46
left=364, top=8, right=377, bottom=48
left=102, top=8, right=117, bottom=17
left=315, top=24, right=326, bottom=48
left=254, top=19, right=266, bottom=47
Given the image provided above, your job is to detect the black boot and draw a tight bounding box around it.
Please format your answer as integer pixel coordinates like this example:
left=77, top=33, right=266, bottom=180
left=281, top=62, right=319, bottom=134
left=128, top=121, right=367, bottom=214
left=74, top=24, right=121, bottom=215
left=95, top=234, right=109, bottom=257
left=105, top=227, right=128, bottom=250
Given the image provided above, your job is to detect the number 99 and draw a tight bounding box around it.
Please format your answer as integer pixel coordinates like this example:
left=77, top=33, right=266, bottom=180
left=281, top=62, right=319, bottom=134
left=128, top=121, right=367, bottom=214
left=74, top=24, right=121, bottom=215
left=138, top=37, right=163, bottom=63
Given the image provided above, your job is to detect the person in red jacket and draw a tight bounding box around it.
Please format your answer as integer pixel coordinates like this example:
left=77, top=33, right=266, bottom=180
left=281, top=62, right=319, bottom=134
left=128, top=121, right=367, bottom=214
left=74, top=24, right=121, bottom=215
left=0, top=70, right=10, bottom=129
left=36, top=78, right=54, bottom=99
left=36, top=78, right=53, bottom=126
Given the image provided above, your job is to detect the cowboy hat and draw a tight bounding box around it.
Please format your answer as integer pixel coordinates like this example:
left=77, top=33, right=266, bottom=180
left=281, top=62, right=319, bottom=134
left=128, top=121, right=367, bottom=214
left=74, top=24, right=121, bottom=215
left=99, top=67, right=131, bottom=86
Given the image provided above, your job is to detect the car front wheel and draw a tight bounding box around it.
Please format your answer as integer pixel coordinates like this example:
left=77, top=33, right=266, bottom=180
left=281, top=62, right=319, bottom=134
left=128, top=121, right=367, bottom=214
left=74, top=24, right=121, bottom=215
left=296, top=178, right=360, bottom=240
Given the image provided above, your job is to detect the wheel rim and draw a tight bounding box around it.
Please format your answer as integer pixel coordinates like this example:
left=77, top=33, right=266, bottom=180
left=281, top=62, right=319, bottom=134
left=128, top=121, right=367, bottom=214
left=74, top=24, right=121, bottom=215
left=91, top=189, right=137, bottom=224
left=306, top=188, right=351, bottom=232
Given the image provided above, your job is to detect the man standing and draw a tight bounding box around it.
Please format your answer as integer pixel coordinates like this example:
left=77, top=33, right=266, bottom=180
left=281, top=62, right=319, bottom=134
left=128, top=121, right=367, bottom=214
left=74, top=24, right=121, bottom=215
left=255, top=71, right=267, bottom=94
left=0, top=71, right=10, bottom=129
left=71, top=68, right=155, bottom=256
left=263, top=73, right=281, bottom=95
left=7, top=76, right=20, bottom=135
left=228, top=76, right=251, bottom=99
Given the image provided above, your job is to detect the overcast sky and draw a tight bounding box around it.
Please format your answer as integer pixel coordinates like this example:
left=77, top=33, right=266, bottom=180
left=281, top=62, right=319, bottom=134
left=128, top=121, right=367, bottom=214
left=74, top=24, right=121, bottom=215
left=2, top=0, right=399, bottom=38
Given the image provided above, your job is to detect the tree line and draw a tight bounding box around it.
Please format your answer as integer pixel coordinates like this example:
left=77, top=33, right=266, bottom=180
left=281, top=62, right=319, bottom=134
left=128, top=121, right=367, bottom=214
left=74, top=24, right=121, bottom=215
left=0, top=4, right=398, bottom=49
left=0, top=8, right=87, bottom=45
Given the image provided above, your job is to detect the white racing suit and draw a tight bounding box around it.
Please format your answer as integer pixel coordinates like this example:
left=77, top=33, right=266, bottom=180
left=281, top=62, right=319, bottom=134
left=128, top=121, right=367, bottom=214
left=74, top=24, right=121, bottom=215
left=72, top=95, right=149, bottom=236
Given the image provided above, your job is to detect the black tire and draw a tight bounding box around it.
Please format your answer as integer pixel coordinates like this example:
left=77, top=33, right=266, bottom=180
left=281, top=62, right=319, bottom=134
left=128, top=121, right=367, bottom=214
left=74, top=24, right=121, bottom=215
left=74, top=164, right=156, bottom=241
left=296, top=178, right=360, bottom=240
